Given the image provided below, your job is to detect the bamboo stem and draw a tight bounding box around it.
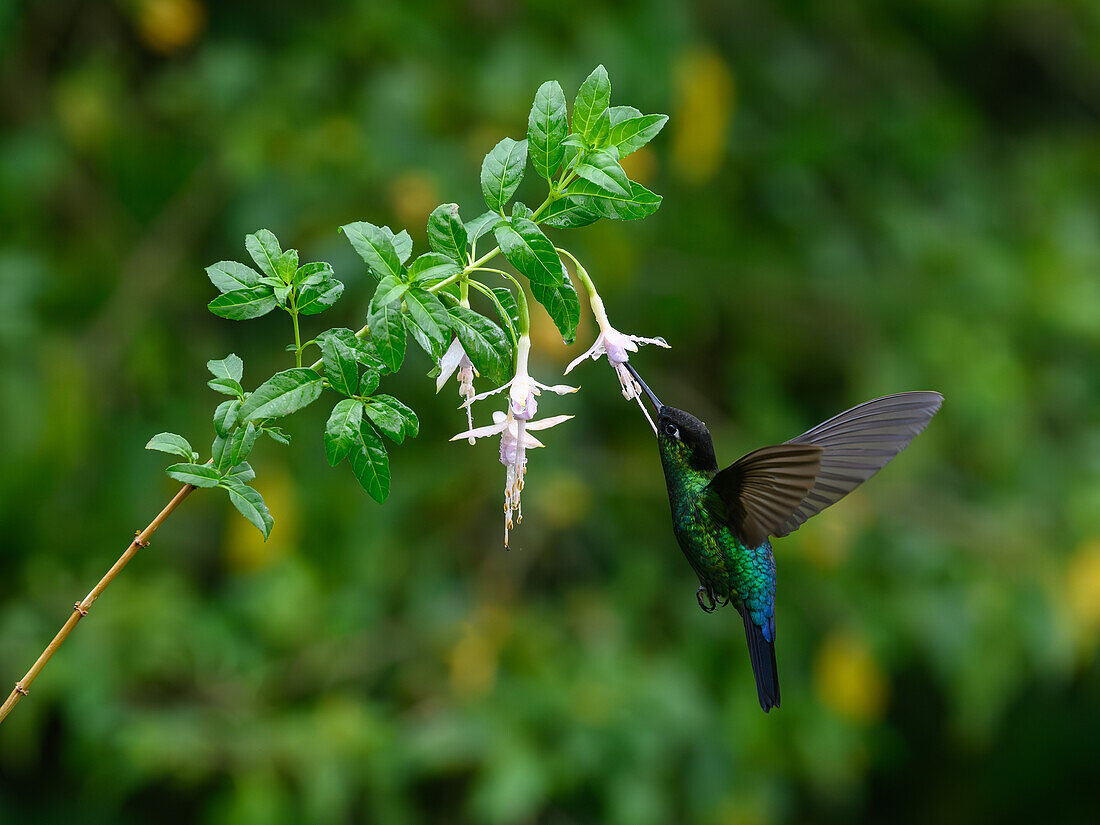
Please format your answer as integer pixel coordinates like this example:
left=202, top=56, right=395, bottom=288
left=0, top=482, right=198, bottom=725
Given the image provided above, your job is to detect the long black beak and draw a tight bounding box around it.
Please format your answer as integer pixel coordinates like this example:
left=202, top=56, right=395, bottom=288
left=624, top=362, right=663, bottom=413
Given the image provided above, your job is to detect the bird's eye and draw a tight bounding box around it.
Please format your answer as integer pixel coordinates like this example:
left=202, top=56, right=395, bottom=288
left=663, top=423, right=679, bottom=439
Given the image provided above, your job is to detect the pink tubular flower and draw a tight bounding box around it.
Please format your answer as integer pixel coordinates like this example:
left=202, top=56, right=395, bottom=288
left=564, top=294, right=669, bottom=432
left=451, top=335, right=576, bottom=547
left=437, top=337, right=478, bottom=443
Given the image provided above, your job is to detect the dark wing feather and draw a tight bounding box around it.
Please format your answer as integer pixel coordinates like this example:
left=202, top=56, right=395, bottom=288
left=702, top=444, right=824, bottom=548
left=774, top=391, right=943, bottom=537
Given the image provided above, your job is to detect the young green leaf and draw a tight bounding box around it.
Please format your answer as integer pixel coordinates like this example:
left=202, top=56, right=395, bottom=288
left=352, top=424, right=390, bottom=503
left=529, top=276, right=580, bottom=344
left=609, top=113, right=668, bottom=158
left=325, top=398, right=363, bottom=466
left=296, top=278, right=344, bottom=315
left=367, top=300, right=407, bottom=373
left=166, top=463, right=220, bottom=488
left=275, top=248, right=299, bottom=283
left=208, top=377, right=245, bottom=398
left=528, top=80, right=568, bottom=181
left=385, top=227, right=413, bottom=264
left=409, top=253, right=462, bottom=285
left=511, top=201, right=534, bottom=220
left=364, top=394, right=419, bottom=443
left=450, top=306, right=512, bottom=385
left=567, top=178, right=662, bottom=220
left=213, top=400, right=241, bottom=437
left=208, top=287, right=277, bottom=320
left=465, top=211, right=499, bottom=249
left=358, top=367, right=380, bottom=396
left=540, top=196, right=601, bottom=228
left=574, top=147, right=631, bottom=197
left=206, top=260, right=262, bottom=293
left=490, top=286, right=521, bottom=337
left=245, top=230, right=282, bottom=280
left=608, top=105, right=643, bottom=126
left=317, top=329, right=386, bottom=372
left=146, top=433, right=195, bottom=461
left=211, top=434, right=233, bottom=474
left=231, top=422, right=258, bottom=466
left=428, top=203, right=468, bottom=262
left=340, top=221, right=404, bottom=281
left=226, top=461, right=255, bottom=483
left=261, top=426, right=291, bottom=446
left=494, top=218, right=566, bottom=286
left=294, top=260, right=333, bottom=287
left=207, top=354, right=244, bottom=382
left=220, top=478, right=273, bottom=539
left=573, top=65, right=611, bottom=146
left=321, top=334, right=360, bottom=397
left=372, top=275, right=410, bottom=308
left=403, top=288, right=451, bottom=358
left=239, top=368, right=323, bottom=421
left=480, top=137, right=528, bottom=213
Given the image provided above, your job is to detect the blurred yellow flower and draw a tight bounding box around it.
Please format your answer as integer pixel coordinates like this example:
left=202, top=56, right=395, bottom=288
left=448, top=605, right=511, bottom=698
left=1065, top=538, right=1100, bottom=641
left=225, top=465, right=297, bottom=572
left=671, top=47, right=735, bottom=184
left=390, top=171, right=440, bottom=234
left=137, top=0, right=206, bottom=55
left=814, top=630, right=889, bottom=723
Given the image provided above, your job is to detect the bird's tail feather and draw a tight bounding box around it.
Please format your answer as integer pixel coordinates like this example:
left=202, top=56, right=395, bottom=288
left=741, top=609, right=780, bottom=712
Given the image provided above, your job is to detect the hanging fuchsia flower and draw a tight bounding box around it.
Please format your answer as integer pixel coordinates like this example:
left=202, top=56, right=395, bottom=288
left=451, top=335, right=576, bottom=547
left=564, top=293, right=669, bottom=432
left=437, top=337, right=478, bottom=443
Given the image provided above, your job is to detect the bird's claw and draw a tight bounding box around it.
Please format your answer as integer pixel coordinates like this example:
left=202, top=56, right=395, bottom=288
left=696, top=586, right=717, bottom=613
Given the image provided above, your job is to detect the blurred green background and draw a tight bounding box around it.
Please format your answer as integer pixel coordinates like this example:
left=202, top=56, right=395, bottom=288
left=2, top=0, right=1100, bottom=822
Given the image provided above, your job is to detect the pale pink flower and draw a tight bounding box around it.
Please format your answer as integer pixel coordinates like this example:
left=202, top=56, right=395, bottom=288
left=437, top=337, right=478, bottom=443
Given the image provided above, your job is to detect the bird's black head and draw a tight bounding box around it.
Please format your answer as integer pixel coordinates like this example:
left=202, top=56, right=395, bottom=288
left=625, top=363, right=718, bottom=473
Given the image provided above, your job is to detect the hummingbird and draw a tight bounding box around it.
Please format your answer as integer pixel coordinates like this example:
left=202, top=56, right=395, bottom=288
left=625, top=363, right=942, bottom=712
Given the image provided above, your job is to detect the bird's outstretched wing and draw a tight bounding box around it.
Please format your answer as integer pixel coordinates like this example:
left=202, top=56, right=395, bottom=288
left=773, top=391, right=943, bottom=538
left=702, top=444, right=824, bottom=548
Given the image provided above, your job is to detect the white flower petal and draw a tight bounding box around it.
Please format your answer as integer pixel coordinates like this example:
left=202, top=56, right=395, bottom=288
left=564, top=336, right=604, bottom=374
left=525, top=414, right=574, bottom=431
left=436, top=338, right=466, bottom=392
left=450, top=420, right=508, bottom=442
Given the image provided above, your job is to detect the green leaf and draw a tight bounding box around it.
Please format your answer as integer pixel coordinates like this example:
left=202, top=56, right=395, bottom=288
left=208, top=286, right=277, bottom=320
left=206, top=260, right=262, bottom=293
left=226, top=461, right=255, bottom=483
left=211, top=434, right=233, bottom=473
left=372, top=275, right=409, bottom=308
left=364, top=394, right=419, bottom=444
left=530, top=275, right=580, bottom=344
left=449, top=305, right=512, bottom=385
left=213, top=400, right=241, bottom=437
left=340, top=221, right=404, bottom=281
left=494, top=218, right=565, bottom=286
left=480, top=137, right=528, bottom=213
left=239, top=368, right=323, bottom=421
left=325, top=398, right=363, bottom=466
left=540, top=196, right=601, bottom=228
left=275, top=248, right=299, bottom=283
left=317, top=329, right=386, bottom=372
left=608, top=105, right=643, bottom=126
left=261, top=426, right=291, bottom=446
left=490, top=287, right=521, bottom=336
left=146, top=433, right=195, bottom=460
left=321, top=334, right=359, bottom=397
left=567, top=178, right=663, bottom=220
left=359, top=368, right=380, bottom=396
left=208, top=377, right=244, bottom=397
left=294, top=260, right=333, bottom=287
left=403, top=287, right=451, bottom=359
left=220, top=478, right=273, bottom=539
left=367, top=299, right=407, bottom=372
left=207, top=354, right=244, bottom=381
left=511, top=201, right=534, bottom=220
left=573, top=65, right=611, bottom=145
left=296, top=278, right=344, bottom=315
left=609, top=113, right=668, bottom=158
left=574, top=148, right=631, bottom=197
left=166, top=463, right=220, bottom=488
left=351, top=424, right=390, bottom=503
left=428, top=203, right=468, bottom=262
left=528, top=80, right=568, bottom=181
left=386, top=227, right=413, bottom=264
left=465, top=211, right=499, bottom=249
left=245, top=230, right=282, bottom=280
left=232, top=422, right=258, bottom=466
left=409, top=253, right=462, bottom=284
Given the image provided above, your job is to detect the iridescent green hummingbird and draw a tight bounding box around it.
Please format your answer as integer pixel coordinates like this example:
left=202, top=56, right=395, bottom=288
left=625, top=363, right=941, bottom=712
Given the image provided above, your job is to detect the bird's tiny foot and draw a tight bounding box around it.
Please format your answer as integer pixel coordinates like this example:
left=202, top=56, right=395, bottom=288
left=696, top=586, right=717, bottom=614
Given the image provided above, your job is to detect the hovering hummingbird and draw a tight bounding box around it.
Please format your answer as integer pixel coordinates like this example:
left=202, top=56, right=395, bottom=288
left=625, top=363, right=942, bottom=712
